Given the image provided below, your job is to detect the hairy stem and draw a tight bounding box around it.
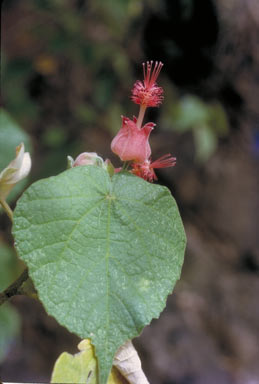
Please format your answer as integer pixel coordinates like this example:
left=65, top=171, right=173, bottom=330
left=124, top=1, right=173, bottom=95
left=0, top=199, right=14, bottom=222
left=0, top=268, right=29, bottom=306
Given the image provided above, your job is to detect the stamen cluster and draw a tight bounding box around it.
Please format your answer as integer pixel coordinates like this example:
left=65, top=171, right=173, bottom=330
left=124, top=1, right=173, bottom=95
left=111, top=60, right=176, bottom=182
left=131, top=61, right=164, bottom=107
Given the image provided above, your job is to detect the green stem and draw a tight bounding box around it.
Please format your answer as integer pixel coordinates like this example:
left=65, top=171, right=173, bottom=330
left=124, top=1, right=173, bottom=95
left=0, top=199, right=13, bottom=223
left=122, top=161, right=130, bottom=171
left=0, top=268, right=29, bottom=306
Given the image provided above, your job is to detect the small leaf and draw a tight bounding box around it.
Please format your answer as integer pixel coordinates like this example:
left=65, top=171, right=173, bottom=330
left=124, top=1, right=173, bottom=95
left=13, top=166, right=186, bottom=383
left=51, top=339, right=98, bottom=384
left=51, top=339, right=128, bottom=384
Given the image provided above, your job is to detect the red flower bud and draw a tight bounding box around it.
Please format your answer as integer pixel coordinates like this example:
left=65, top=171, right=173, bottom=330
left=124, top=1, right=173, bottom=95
left=111, top=116, right=154, bottom=163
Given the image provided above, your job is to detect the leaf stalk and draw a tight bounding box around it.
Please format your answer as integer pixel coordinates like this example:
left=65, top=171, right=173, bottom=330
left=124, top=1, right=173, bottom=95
left=0, top=198, right=14, bottom=222
left=0, top=268, right=29, bottom=306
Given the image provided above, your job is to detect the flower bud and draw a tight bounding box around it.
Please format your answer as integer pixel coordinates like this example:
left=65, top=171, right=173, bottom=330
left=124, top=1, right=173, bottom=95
left=0, top=143, right=31, bottom=200
left=71, top=152, right=104, bottom=167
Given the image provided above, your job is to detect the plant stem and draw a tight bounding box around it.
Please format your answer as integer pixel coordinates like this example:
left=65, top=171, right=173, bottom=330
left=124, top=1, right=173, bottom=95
left=122, top=161, right=130, bottom=171
left=0, top=268, right=29, bottom=306
left=136, top=105, right=147, bottom=129
left=0, top=199, right=13, bottom=222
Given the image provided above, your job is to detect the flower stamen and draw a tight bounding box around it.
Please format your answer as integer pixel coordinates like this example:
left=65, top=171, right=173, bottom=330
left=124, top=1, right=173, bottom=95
left=131, top=60, right=164, bottom=108
left=131, top=154, right=176, bottom=182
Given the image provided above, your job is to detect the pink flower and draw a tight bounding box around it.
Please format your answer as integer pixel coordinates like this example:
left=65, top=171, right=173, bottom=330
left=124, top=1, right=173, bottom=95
left=111, top=116, right=154, bottom=162
left=131, top=154, right=176, bottom=182
left=131, top=61, right=164, bottom=107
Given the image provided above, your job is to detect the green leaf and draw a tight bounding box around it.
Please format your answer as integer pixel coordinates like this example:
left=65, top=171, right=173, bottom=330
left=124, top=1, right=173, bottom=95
left=0, top=109, right=32, bottom=204
left=0, top=243, right=21, bottom=291
left=13, top=166, right=186, bottom=384
left=0, top=243, right=21, bottom=362
left=0, top=303, right=20, bottom=362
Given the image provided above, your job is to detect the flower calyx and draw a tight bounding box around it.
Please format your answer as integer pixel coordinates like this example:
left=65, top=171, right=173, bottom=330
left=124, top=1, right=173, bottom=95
left=111, top=116, right=154, bottom=163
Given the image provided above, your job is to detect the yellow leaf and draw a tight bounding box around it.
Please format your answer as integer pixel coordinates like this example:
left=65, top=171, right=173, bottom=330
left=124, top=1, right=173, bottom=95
left=51, top=339, right=128, bottom=384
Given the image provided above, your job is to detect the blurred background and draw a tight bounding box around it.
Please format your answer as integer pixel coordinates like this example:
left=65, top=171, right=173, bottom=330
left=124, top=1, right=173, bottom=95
left=1, top=0, right=259, bottom=383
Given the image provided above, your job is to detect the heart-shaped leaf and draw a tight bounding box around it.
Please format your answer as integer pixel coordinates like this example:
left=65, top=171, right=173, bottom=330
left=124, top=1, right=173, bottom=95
left=13, top=166, right=186, bottom=383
